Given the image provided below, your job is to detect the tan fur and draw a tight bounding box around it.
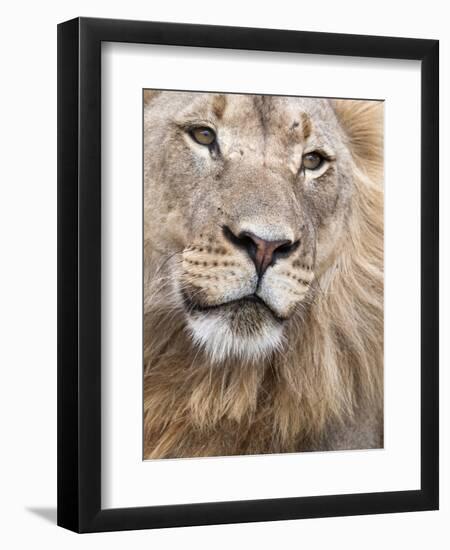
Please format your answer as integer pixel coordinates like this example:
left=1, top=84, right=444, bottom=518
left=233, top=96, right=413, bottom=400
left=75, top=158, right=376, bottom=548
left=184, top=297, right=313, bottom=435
left=143, top=93, right=384, bottom=459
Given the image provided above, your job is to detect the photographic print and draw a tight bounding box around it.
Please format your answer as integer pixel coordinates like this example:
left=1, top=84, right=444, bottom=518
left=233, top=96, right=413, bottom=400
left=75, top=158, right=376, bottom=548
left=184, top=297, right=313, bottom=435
left=58, top=18, right=438, bottom=531
left=143, top=90, right=384, bottom=460
left=57, top=17, right=439, bottom=531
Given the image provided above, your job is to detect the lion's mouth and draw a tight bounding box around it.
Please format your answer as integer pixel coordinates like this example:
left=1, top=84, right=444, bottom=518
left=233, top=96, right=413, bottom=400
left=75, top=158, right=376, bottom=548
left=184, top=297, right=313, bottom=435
left=182, top=292, right=285, bottom=323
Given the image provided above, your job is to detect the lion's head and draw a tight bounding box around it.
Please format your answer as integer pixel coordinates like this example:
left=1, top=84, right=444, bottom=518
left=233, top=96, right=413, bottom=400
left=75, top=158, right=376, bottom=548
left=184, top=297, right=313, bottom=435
left=143, top=91, right=383, bottom=458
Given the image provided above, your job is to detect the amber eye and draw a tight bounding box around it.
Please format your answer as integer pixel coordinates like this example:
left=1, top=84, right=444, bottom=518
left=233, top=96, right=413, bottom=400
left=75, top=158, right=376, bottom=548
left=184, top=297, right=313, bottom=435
left=303, top=152, right=324, bottom=171
left=190, top=126, right=216, bottom=146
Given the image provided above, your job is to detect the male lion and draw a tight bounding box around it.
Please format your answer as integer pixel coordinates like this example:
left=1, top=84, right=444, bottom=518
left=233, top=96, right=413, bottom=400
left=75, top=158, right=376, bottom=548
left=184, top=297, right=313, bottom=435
left=143, top=91, right=383, bottom=459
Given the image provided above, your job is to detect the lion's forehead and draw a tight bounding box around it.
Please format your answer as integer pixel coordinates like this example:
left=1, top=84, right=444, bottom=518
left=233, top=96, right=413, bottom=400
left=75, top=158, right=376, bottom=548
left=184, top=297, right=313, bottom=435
left=177, top=93, right=339, bottom=156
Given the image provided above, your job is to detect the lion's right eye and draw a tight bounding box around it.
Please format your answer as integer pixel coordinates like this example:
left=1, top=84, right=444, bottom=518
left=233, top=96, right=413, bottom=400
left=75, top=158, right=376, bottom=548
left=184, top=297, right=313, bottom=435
left=302, top=152, right=324, bottom=171
left=190, top=127, right=217, bottom=146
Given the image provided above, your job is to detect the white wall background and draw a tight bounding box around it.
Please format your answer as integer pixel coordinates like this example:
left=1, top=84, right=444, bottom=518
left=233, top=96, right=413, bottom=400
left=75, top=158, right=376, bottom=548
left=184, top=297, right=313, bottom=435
left=0, top=0, right=447, bottom=547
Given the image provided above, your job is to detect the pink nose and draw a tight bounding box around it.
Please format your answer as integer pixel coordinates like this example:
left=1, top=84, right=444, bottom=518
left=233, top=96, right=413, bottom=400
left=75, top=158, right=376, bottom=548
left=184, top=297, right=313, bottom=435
left=223, top=226, right=299, bottom=276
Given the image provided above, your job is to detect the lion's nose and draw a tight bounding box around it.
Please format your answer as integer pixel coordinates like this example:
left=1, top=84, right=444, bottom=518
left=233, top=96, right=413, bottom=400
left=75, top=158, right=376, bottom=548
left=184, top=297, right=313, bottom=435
left=223, top=226, right=299, bottom=277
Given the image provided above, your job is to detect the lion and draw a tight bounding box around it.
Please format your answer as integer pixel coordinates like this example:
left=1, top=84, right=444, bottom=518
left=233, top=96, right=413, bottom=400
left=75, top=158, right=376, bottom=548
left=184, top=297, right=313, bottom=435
left=143, top=90, right=383, bottom=459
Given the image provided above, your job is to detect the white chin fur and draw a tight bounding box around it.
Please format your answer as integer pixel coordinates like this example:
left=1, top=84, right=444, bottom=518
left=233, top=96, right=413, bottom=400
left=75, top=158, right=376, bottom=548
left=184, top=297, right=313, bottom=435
left=186, top=312, right=284, bottom=364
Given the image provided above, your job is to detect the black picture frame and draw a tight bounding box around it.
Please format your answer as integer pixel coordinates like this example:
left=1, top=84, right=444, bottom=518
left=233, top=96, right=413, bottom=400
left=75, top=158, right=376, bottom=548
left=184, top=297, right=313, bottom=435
left=57, top=16, right=439, bottom=533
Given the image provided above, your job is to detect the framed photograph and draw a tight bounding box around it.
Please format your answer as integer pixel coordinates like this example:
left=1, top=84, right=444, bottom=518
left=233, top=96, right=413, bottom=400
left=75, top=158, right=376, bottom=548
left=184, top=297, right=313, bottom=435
left=57, top=17, right=439, bottom=532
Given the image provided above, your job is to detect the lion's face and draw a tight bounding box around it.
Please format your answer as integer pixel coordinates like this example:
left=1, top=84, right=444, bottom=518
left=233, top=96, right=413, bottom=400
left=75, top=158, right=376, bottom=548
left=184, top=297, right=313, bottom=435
left=144, top=92, right=355, bottom=363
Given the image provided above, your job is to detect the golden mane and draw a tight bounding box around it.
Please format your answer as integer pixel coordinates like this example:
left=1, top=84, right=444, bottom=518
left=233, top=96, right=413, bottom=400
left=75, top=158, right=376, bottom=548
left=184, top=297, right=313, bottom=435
left=143, top=99, right=384, bottom=459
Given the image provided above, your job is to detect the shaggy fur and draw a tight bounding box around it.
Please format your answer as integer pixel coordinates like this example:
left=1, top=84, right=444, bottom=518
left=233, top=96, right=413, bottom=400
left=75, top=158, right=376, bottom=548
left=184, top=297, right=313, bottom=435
left=143, top=92, right=384, bottom=459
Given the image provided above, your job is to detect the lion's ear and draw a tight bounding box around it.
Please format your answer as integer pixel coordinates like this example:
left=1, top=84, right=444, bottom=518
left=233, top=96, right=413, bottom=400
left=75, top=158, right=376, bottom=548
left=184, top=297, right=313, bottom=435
left=332, top=99, right=384, bottom=177
left=144, top=89, right=161, bottom=107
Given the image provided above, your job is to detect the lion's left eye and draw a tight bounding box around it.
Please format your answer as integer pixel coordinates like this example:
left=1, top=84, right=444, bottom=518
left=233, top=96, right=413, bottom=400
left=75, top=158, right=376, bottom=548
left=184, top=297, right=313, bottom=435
left=302, top=152, right=324, bottom=171
left=190, top=126, right=216, bottom=146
